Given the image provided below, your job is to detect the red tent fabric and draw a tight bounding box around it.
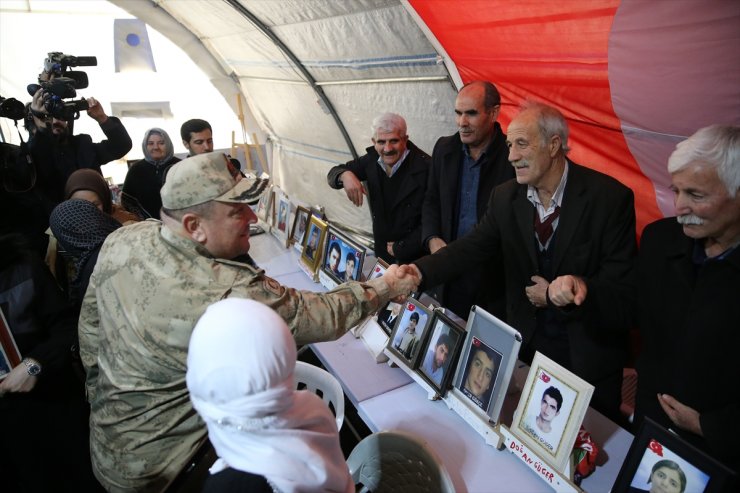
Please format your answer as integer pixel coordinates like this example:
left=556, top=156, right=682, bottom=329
left=409, top=0, right=740, bottom=235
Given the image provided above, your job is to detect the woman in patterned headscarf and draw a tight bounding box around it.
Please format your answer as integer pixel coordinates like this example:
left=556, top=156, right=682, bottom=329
left=121, top=128, right=181, bottom=219
left=49, top=199, right=122, bottom=311
left=64, top=168, right=139, bottom=224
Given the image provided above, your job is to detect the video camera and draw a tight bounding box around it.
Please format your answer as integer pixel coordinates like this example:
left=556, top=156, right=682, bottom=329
left=26, top=52, right=98, bottom=121
left=0, top=95, right=26, bottom=121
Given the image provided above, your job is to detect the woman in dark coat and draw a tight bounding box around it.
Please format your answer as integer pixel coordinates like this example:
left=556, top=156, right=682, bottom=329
left=121, top=128, right=180, bottom=219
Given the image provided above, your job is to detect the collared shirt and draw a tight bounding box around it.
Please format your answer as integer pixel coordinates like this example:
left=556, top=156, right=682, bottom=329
left=456, top=144, right=484, bottom=239
left=692, top=239, right=739, bottom=264
left=527, top=161, right=570, bottom=249
left=376, top=148, right=410, bottom=177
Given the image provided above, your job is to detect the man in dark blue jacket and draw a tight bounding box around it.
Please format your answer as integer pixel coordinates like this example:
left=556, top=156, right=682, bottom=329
left=421, top=81, right=514, bottom=319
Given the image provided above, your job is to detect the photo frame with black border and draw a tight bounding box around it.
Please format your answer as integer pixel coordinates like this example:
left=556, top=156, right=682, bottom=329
left=290, top=206, right=311, bottom=252
left=320, top=226, right=366, bottom=284
left=376, top=300, right=402, bottom=336
left=300, top=215, right=328, bottom=275
left=385, top=298, right=433, bottom=368
left=447, top=305, right=522, bottom=427
left=415, top=310, right=466, bottom=396
left=612, top=416, right=735, bottom=493
left=511, top=351, right=594, bottom=472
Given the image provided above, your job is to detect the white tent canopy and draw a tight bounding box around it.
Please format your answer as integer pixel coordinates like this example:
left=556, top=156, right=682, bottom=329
left=2, top=0, right=738, bottom=236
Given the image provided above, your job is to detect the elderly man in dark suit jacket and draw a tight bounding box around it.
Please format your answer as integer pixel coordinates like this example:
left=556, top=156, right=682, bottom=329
left=421, top=81, right=514, bottom=319
left=411, top=101, right=637, bottom=421
left=635, top=125, right=740, bottom=473
left=327, top=113, right=430, bottom=264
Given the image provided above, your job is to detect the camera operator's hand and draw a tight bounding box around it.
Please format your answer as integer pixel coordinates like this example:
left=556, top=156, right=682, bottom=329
left=30, top=87, right=48, bottom=114
left=86, top=97, right=108, bottom=124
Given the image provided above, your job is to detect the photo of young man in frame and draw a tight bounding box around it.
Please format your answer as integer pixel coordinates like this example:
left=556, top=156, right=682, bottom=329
left=418, top=317, right=463, bottom=391
left=300, top=215, right=329, bottom=275
left=322, top=232, right=364, bottom=284
left=277, top=197, right=289, bottom=233
left=390, top=301, right=430, bottom=364
left=518, top=368, right=577, bottom=457
left=303, top=223, right=321, bottom=262
left=377, top=301, right=402, bottom=336
left=457, top=337, right=502, bottom=411
left=290, top=207, right=310, bottom=251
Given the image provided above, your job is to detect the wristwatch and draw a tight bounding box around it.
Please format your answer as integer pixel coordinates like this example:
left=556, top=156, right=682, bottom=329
left=23, top=358, right=42, bottom=377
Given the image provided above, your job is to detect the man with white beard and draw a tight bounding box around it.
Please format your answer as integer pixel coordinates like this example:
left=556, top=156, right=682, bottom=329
left=634, top=124, right=740, bottom=474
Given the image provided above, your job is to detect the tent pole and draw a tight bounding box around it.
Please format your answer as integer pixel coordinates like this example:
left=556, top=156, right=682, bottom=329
left=224, top=0, right=359, bottom=160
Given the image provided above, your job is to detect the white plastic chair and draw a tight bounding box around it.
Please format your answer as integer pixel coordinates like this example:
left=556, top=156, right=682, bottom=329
left=293, top=361, right=345, bottom=431
left=347, top=430, right=455, bottom=493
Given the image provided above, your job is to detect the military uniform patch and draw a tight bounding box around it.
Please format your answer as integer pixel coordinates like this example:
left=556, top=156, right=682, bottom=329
left=264, top=277, right=284, bottom=296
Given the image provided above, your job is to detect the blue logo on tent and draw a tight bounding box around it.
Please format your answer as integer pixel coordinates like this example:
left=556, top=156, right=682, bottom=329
left=126, top=33, right=141, bottom=47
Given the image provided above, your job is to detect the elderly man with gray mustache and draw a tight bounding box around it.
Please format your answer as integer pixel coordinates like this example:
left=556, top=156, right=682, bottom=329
left=634, top=124, right=740, bottom=475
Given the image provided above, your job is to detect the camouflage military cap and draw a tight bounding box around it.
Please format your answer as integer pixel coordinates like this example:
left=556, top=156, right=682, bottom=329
left=161, top=152, right=269, bottom=209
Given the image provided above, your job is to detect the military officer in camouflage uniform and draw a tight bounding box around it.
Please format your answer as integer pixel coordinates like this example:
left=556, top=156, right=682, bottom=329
left=79, top=152, right=419, bottom=492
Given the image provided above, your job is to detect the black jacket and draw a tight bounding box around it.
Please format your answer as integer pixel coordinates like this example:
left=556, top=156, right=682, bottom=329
left=421, top=122, right=513, bottom=246
left=0, top=234, right=78, bottom=396
left=122, top=156, right=181, bottom=220
left=416, top=162, right=637, bottom=413
left=327, top=141, right=430, bottom=263
left=635, top=218, right=740, bottom=472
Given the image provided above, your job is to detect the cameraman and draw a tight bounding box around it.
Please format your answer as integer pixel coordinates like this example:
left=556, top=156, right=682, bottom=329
left=6, top=87, right=132, bottom=255
left=26, top=86, right=132, bottom=203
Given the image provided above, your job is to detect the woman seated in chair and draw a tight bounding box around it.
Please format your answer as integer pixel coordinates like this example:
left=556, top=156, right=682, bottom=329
left=187, top=298, right=353, bottom=493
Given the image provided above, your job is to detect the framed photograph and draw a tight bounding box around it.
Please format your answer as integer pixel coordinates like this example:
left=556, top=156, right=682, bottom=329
left=511, top=351, right=594, bottom=471
left=448, top=306, right=521, bottom=425
left=367, top=257, right=389, bottom=281
left=386, top=299, right=433, bottom=367
left=255, top=184, right=273, bottom=222
left=415, top=310, right=465, bottom=395
left=0, top=307, right=22, bottom=380
left=300, top=215, right=328, bottom=274
left=321, top=227, right=365, bottom=284
left=456, top=336, right=503, bottom=412
left=290, top=206, right=311, bottom=252
left=612, top=417, right=735, bottom=493
left=270, top=190, right=291, bottom=247
left=376, top=301, right=402, bottom=336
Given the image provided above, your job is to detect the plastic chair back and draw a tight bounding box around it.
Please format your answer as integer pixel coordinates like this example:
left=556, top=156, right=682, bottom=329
left=294, top=361, right=345, bottom=431
left=347, top=430, right=455, bottom=493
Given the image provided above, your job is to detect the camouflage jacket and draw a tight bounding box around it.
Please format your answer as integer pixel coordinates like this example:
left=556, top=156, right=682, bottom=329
left=78, top=220, right=390, bottom=492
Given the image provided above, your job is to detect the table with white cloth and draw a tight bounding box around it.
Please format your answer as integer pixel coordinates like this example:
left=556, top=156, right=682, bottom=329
left=249, top=232, right=633, bottom=492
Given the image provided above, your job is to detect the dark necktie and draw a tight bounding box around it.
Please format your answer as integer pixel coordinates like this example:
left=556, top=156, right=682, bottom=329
left=534, top=206, right=560, bottom=247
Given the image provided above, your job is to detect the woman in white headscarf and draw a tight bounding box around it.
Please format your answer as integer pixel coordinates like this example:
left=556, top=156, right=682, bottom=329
left=187, top=298, right=354, bottom=493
